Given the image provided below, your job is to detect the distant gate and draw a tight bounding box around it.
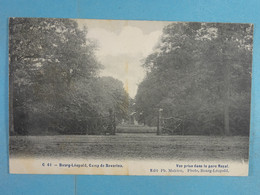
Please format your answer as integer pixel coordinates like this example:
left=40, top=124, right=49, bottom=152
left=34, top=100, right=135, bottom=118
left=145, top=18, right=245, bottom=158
left=157, top=109, right=184, bottom=135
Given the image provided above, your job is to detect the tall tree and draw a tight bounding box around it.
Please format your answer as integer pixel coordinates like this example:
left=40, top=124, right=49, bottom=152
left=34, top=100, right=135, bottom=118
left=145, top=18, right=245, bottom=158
left=135, top=22, right=253, bottom=135
left=9, top=18, right=101, bottom=135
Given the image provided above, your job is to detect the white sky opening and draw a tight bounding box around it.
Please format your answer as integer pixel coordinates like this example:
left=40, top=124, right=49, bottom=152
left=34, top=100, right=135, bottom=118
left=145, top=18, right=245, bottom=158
left=76, top=19, right=171, bottom=98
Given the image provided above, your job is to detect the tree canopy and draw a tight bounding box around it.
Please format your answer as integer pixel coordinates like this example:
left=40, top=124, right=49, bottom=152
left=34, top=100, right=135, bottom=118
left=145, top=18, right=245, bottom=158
left=135, top=22, right=253, bottom=135
left=10, top=18, right=129, bottom=135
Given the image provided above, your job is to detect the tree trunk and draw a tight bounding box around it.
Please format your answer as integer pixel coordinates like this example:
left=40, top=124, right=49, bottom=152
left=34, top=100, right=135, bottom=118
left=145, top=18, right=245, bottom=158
left=9, top=56, right=15, bottom=135
left=223, top=53, right=230, bottom=136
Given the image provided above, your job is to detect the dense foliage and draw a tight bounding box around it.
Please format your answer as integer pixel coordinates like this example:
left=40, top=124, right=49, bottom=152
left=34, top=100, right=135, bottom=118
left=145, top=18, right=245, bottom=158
left=10, top=18, right=129, bottom=135
left=135, top=22, right=253, bottom=135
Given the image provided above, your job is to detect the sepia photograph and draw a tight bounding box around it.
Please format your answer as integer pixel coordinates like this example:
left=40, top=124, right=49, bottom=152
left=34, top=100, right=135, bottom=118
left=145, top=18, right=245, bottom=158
left=9, top=18, right=253, bottom=175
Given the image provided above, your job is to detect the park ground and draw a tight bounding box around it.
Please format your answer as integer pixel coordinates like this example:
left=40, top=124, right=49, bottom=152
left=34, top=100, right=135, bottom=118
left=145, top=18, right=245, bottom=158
left=10, top=132, right=249, bottom=162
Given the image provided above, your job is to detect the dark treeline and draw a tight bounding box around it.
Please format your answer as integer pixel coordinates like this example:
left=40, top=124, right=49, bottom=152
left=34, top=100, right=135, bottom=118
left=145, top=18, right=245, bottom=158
left=9, top=18, right=129, bottom=135
left=135, top=22, right=253, bottom=136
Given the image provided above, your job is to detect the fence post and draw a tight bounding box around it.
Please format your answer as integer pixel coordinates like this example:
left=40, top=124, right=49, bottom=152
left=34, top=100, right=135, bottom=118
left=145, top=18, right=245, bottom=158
left=182, top=121, right=184, bottom=135
left=112, top=111, right=116, bottom=135
left=157, top=108, right=163, bottom=135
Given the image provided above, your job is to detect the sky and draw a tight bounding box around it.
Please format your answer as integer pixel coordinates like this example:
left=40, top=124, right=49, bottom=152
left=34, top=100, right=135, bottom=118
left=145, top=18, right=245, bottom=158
left=76, top=19, right=172, bottom=98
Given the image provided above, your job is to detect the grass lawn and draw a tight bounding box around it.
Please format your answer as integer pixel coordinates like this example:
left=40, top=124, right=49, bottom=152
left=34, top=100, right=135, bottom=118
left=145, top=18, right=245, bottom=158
left=10, top=133, right=249, bottom=161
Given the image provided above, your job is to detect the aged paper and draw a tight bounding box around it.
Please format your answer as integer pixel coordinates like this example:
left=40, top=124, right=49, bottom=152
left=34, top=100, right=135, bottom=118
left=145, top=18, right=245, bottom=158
left=9, top=18, right=253, bottom=175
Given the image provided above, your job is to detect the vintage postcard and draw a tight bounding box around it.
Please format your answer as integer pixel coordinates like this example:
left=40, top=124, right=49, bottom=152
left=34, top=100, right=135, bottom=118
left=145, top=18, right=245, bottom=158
left=9, top=18, right=253, bottom=176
